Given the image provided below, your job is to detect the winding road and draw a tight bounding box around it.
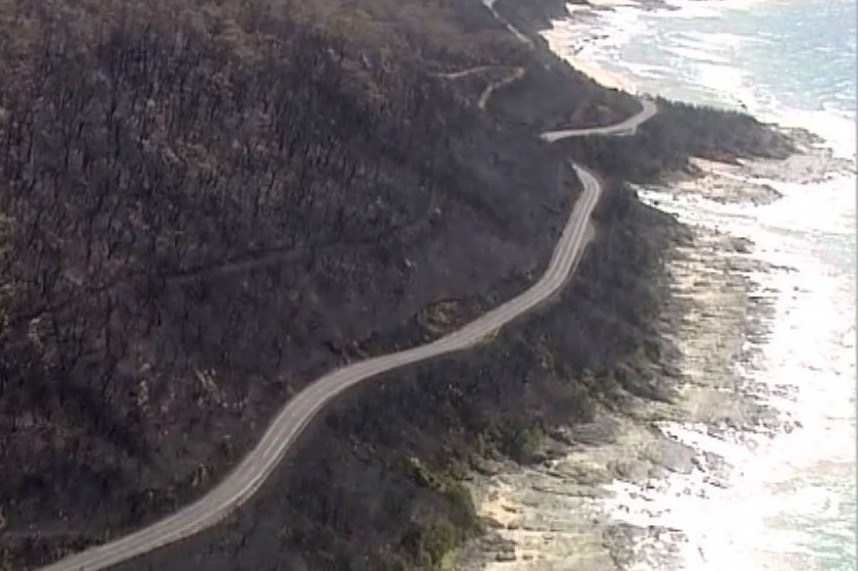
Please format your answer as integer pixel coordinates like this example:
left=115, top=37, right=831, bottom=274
left=478, top=67, right=525, bottom=109
left=541, top=99, right=658, bottom=142
left=481, top=0, right=533, bottom=45
left=37, top=28, right=658, bottom=571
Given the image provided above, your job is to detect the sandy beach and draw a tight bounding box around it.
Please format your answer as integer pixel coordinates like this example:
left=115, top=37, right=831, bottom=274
left=540, top=5, right=639, bottom=94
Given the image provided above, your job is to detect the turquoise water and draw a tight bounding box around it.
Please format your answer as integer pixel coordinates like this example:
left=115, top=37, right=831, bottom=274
left=615, top=0, right=857, bottom=118
left=725, top=0, right=857, bottom=114
left=544, top=0, right=856, bottom=569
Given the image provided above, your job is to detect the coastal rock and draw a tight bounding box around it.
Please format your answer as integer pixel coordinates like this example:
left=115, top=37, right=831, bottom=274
left=565, top=416, right=621, bottom=446
left=494, top=550, right=516, bottom=562
left=643, top=436, right=697, bottom=474
left=602, top=524, right=640, bottom=568
left=482, top=516, right=507, bottom=529
left=610, top=459, right=650, bottom=483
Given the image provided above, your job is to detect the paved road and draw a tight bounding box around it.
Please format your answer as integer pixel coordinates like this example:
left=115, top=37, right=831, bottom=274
left=38, top=88, right=656, bottom=571
left=482, top=0, right=532, bottom=45
left=434, top=65, right=526, bottom=111
left=478, top=67, right=525, bottom=109
left=540, top=98, right=658, bottom=143
left=435, top=66, right=494, bottom=79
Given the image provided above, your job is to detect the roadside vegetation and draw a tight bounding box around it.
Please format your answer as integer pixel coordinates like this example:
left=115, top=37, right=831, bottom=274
left=0, top=0, right=796, bottom=569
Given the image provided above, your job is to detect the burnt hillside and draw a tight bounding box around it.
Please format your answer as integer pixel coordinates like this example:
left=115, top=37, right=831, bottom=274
left=0, top=0, right=795, bottom=569
left=0, top=0, right=619, bottom=562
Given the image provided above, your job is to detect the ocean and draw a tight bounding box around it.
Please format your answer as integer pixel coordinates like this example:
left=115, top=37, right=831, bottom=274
left=543, top=0, right=857, bottom=570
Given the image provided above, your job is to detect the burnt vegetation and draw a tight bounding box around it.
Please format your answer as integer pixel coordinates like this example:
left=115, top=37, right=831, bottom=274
left=556, top=97, right=795, bottom=181
left=0, top=0, right=571, bottom=563
left=0, top=0, right=796, bottom=568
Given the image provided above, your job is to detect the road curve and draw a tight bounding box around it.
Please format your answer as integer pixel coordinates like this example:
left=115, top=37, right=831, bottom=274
left=434, top=65, right=526, bottom=111
left=479, top=0, right=656, bottom=143
left=38, top=96, right=657, bottom=571
left=540, top=98, right=658, bottom=143
left=479, top=67, right=525, bottom=110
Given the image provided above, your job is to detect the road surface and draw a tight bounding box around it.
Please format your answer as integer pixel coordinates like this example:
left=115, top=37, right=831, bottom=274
left=38, top=92, right=657, bottom=571
left=434, top=65, right=526, bottom=111
left=481, top=0, right=532, bottom=45
left=540, top=98, right=658, bottom=143
left=434, top=66, right=494, bottom=79
left=478, top=67, right=525, bottom=109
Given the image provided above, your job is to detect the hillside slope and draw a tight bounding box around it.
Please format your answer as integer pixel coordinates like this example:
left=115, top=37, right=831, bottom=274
left=0, top=0, right=794, bottom=569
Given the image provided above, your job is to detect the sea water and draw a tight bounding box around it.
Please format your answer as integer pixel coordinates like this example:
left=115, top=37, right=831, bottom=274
left=544, top=0, right=856, bottom=569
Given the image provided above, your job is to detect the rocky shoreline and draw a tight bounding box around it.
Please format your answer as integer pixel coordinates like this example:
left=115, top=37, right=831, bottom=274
left=448, top=149, right=830, bottom=570
left=0, top=0, right=813, bottom=568
left=660, top=133, right=856, bottom=208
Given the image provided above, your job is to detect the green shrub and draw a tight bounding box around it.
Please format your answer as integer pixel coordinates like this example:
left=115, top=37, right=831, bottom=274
left=401, top=516, right=461, bottom=570
left=498, top=425, right=542, bottom=463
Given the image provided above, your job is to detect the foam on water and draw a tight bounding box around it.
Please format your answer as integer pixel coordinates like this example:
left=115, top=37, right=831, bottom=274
left=545, top=0, right=857, bottom=569
left=629, top=172, right=857, bottom=571
left=553, top=0, right=857, bottom=160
